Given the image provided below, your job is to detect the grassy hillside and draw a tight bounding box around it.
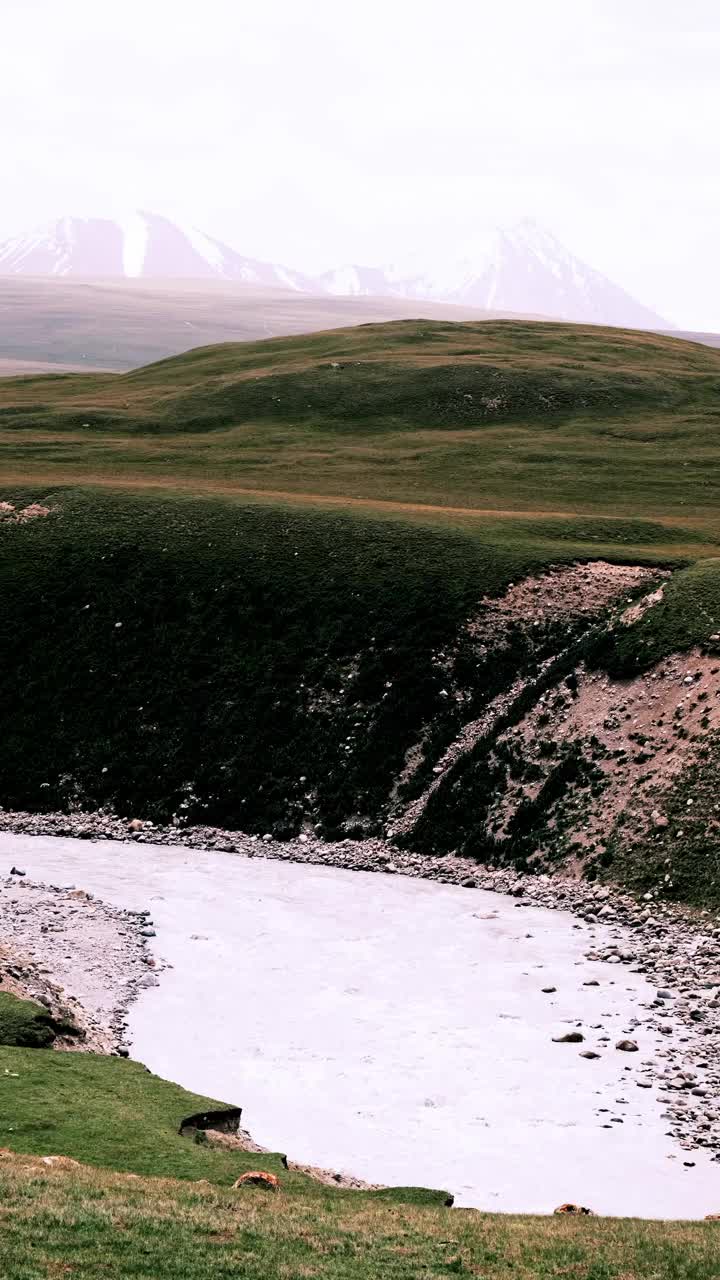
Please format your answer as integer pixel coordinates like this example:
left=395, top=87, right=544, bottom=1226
left=0, top=489, right=553, bottom=833
left=3, top=1153, right=719, bottom=1280
left=0, top=1037, right=446, bottom=1199
left=2, top=320, right=720, bottom=900
left=2, top=321, right=720, bottom=548
left=1, top=1040, right=719, bottom=1278
left=4, top=322, right=720, bottom=1273
left=0, top=1042, right=352, bottom=1193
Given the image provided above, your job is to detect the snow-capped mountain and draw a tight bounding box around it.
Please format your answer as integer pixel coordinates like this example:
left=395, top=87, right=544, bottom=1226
left=322, top=221, right=665, bottom=328
left=317, top=264, right=403, bottom=298
left=0, top=212, right=314, bottom=290
left=0, top=212, right=666, bottom=328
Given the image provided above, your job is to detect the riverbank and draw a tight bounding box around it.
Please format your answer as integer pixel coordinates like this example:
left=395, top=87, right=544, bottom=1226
left=1, top=820, right=719, bottom=1216
left=2, top=811, right=720, bottom=1154
left=0, top=869, right=159, bottom=1053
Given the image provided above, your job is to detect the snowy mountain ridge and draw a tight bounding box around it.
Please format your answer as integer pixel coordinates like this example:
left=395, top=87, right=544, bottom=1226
left=0, top=211, right=315, bottom=292
left=0, top=211, right=666, bottom=328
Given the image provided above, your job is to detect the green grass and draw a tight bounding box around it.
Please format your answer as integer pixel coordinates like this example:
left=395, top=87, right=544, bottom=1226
left=0, top=487, right=563, bottom=833
left=2, top=320, right=720, bottom=881
left=593, top=558, right=720, bottom=675
left=0, top=994, right=61, bottom=1049
left=0, top=1044, right=445, bottom=1205
left=0, top=276, right=515, bottom=371
left=2, top=1157, right=720, bottom=1280
left=2, top=321, right=720, bottom=552
left=3, top=322, right=720, bottom=1272
left=0, top=1046, right=719, bottom=1279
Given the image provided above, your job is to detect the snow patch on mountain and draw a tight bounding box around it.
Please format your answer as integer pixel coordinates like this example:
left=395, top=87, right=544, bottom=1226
left=0, top=211, right=667, bottom=328
left=177, top=222, right=228, bottom=274
left=120, top=213, right=149, bottom=277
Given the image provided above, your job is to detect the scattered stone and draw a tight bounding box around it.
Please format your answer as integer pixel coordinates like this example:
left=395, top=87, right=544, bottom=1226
left=553, top=1032, right=584, bottom=1044
left=616, top=1040, right=639, bottom=1052
left=0, top=870, right=160, bottom=1053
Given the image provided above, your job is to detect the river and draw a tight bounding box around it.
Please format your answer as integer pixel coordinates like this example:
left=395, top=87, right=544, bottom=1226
left=2, top=832, right=719, bottom=1217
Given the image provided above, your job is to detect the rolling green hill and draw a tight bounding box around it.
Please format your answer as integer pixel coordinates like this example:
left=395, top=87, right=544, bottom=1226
left=2, top=320, right=719, bottom=549
left=2, top=320, right=720, bottom=902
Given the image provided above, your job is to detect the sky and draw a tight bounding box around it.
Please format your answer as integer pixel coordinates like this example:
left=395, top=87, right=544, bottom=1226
left=1, top=0, right=719, bottom=327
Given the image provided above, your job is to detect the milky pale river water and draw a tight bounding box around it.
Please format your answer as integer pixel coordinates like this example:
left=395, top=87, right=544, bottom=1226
left=3, top=833, right=720, bottom=1218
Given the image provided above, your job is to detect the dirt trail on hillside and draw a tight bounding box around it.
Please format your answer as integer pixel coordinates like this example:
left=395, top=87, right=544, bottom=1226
left=2, top=470, right=716, bottom=536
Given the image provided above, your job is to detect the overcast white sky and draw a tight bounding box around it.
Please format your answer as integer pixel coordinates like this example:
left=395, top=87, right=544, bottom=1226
left=2, top=0, right=719, bottom=326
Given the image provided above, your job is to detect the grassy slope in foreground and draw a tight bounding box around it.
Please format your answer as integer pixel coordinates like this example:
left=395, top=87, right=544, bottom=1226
left=3, top=1155, right=719, bottom=1280
left=1, top=1042, right=439, bottom=1198
left=1, top=1043, right=719, bottom=1280
left=1, top=320, right=720, bottom=542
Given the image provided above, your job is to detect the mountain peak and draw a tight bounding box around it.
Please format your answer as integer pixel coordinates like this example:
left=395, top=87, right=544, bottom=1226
left=0, top=211, right=314, bottom=291
left=0, top=211, right=666, bottom=328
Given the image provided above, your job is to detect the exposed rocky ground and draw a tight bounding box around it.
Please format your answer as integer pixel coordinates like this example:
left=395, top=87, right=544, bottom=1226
left=485, top=648, right=720, bottom=867
left=388, top=562, right=668, bottom=841
left=0, top=501, right=53, bottom=524
left=0, top=871, right=159, bottom=1053
left=0, top=808, right=719, bottom=1164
